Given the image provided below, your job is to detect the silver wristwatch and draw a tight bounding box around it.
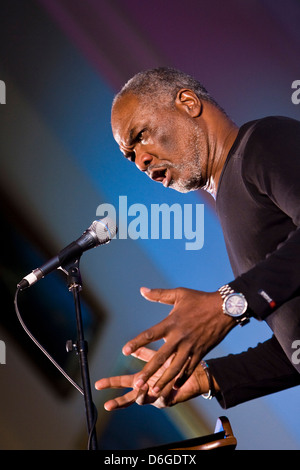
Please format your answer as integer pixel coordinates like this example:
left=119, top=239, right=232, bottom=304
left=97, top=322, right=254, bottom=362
left=218, top=284, right=249, bottom=326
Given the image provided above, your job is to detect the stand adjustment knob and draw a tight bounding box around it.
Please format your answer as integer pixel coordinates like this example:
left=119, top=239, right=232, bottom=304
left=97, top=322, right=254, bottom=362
left=66, top=340, right=77, bottom=353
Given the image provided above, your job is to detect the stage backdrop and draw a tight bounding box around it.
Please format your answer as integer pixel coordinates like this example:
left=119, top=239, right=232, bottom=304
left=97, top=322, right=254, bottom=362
left=0, top=0, right=299, bottom=450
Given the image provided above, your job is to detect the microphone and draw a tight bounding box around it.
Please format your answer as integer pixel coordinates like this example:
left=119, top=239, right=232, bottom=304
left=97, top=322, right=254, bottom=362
left=17, top=217, right=117, bottom=290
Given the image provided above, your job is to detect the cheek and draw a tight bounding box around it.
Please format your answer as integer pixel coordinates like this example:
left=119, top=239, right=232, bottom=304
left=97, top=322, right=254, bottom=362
left=156, top=126, right=180, bottom=154
left=158, top=133, right=173, bottom=150
left=141, top=137, right=154, bottom=147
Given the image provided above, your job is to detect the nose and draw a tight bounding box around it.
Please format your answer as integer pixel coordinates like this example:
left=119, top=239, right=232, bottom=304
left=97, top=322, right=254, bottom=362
left=135, top=149, right=153, bottom=172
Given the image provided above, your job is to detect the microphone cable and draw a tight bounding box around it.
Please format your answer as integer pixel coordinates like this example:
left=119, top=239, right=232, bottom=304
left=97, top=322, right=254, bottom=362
left=14, top=285, right=98, bottom=450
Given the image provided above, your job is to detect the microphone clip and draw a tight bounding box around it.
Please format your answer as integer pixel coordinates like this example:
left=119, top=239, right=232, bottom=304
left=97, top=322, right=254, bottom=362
left=60, top=256, right=83, bottom=291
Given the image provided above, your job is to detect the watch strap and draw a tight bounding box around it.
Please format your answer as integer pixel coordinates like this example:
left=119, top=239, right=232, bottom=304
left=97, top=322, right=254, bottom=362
left=218, top=284, right=235, bottom=300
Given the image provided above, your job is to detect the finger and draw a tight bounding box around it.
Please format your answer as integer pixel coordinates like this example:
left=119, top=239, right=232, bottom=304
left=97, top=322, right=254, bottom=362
left=173, top=354, right=201, bottom=390
left=95, top=348, right=156, bottom=391
left=173, top=356, right=192, bottom=389
left=132, top=341, right=179, bottom=390
left=136, top=381, right=174, bottom=408
left=151, top=380, right=177, bottom=409
left=95, top=375, right=134, bottom=390
left=135, top=385, right=150, bottom=406
left=150, top=351, right=191, bottom=393
left=104, top=389, right=138, bottom=411
left=146, top=353, right=176, bottom=389
left=140, top=287, right=177, bottom=305
left=173, top=371, right=189, bottom=389
left=122, top=317, right=169, bottom=356
left=184, top=354, right=201, bottom=379
left=131, top=346, right=156, bottom=363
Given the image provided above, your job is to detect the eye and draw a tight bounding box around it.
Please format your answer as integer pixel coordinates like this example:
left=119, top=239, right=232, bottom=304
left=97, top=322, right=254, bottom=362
left=121, top=128, right=147, bottom=163
left=136, top=129, right=146, bottom=143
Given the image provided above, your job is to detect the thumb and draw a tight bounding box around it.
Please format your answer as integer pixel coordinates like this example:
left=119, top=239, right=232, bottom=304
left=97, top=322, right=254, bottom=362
left=140, top=287, right=177, bottom=305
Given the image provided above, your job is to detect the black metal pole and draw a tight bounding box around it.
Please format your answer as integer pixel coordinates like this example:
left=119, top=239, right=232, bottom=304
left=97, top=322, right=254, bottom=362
left=64, top=259, right=98, bottom=450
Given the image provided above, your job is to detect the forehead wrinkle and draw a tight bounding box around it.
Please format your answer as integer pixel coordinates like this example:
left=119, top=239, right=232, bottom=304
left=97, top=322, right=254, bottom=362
left=113, top=111, right=134, bottom=148
left=116, top=127, right=136, bottom=159
left=127, top=126, right=136, bottom=147
left=112, top=95, right=138, bottom=138
left=112, top=94, right=154, bottom=151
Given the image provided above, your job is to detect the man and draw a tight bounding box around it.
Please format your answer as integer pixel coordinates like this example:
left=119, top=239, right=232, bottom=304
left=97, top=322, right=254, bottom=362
left=95, top=67, right=300, bottom=411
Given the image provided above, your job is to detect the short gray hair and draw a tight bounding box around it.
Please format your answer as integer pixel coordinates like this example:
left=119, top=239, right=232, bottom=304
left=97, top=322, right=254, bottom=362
left=113, top=67, right=223, bottom=111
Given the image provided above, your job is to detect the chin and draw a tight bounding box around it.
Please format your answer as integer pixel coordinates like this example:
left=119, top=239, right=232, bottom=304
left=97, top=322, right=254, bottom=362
left=169, top=180, right=200, bottom=193
left=173, top=187, right=194, bottom=194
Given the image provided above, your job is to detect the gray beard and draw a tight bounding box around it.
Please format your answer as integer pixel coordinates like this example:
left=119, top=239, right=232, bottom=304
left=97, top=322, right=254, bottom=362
left=169, top=131, right=205, bottom=193
left=169, top=171, right=201, bottom=193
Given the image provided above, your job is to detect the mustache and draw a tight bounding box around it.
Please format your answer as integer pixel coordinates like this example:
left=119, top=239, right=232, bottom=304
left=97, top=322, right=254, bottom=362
left=146, top=162, right=175, bottom=177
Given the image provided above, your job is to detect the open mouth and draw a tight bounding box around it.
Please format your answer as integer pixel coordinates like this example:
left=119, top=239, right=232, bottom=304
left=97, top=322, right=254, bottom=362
left=149, top=167, right=171, bottom=187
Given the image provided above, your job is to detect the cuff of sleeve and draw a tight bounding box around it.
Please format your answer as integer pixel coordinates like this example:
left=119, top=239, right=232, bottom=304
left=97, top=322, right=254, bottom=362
left=207, top=356, right=300, bottom=409
left=206, top=336, right=300, bottom=409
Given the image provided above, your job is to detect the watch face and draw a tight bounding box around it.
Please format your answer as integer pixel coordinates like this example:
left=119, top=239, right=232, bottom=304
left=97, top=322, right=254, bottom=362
left=224, top=293, right=247, bottom=317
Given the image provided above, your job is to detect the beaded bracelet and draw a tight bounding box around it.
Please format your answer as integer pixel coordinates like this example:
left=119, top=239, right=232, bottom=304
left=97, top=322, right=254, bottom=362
left=200, top=360, right=215, bottom=400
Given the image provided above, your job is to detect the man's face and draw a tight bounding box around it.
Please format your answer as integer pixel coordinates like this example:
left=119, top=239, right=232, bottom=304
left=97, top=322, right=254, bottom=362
left=111, top=92, right=208, bottom=193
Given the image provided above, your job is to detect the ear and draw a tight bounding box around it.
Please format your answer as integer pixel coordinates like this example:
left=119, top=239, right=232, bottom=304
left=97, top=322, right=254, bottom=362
left=175, top=89, right=202, bottom=117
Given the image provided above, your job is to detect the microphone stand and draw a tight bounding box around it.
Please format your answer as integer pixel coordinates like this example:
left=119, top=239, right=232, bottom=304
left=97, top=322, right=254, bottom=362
left=62, top=257, right=98, bottom=450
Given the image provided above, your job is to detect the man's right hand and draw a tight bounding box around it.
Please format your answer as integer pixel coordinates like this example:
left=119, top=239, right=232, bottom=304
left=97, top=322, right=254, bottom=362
left=95, top=347, right=219, bottom=411
left=121, top=287, right=233, bottom=395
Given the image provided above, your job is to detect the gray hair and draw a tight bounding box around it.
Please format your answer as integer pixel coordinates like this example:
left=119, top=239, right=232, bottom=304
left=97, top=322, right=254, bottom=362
left=113, top=67, right=224, bottom=112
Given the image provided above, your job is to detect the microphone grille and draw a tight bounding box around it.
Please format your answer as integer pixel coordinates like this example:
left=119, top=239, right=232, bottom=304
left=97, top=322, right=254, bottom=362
left=90, top=217, right=118, bottom=245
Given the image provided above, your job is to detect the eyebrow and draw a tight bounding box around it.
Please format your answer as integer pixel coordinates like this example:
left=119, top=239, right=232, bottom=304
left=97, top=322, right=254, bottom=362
left=120, top=119, right=148, bottom=161
left=122, top=127, right=145, bottom=159
left=127, top=127, right=140, bottom=147
left=119, top=129, right=134, bottom=161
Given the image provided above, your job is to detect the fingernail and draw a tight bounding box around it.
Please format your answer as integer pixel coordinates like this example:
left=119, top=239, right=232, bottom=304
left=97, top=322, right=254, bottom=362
left=153, top=386, right=160, bottom=394
left=140, top=287, right=151, bottom=296
left=122, top=346, right=132, bottom=356
left=134, top=378, right=145, bottom=389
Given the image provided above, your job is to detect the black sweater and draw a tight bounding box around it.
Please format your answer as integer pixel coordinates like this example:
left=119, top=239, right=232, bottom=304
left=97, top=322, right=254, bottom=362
left=207, top=116, right=300, bottom=408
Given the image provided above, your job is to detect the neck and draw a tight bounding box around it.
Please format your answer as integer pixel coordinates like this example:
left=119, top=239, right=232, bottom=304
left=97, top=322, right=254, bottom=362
left=203, top=110, right=239, bottom=199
